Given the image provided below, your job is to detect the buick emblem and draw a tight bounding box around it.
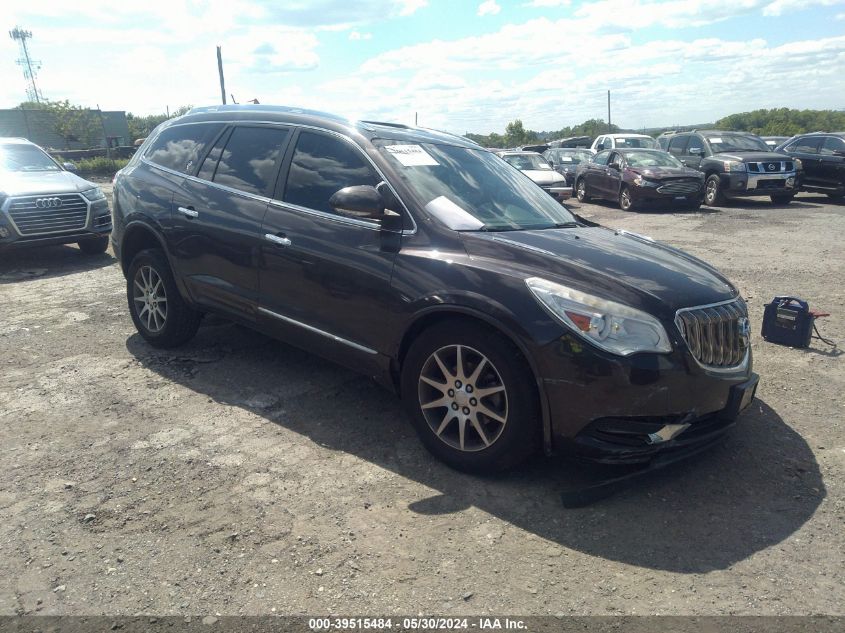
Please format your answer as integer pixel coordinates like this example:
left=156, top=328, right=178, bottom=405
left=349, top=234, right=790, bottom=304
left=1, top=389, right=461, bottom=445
left=738, top=317, right=751, bottom=347
left=767, top=163, right=776, bottom=171
left=35, top=197, right=63, bottom=209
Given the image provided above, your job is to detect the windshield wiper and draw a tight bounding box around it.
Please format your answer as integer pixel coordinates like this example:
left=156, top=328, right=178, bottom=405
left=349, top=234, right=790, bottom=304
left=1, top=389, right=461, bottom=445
left=478, top=225, right=525, bottom=232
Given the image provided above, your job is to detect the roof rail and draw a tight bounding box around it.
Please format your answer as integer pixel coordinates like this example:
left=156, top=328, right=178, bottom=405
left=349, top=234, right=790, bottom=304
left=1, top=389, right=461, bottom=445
left=186, top=104, right=349, bottom=122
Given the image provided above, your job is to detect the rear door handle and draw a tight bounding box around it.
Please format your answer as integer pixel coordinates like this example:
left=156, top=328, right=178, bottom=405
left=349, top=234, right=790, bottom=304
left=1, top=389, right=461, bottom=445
left=264, top=233, right=291, bottom=247
left=177, top=206, right=198, bottom=219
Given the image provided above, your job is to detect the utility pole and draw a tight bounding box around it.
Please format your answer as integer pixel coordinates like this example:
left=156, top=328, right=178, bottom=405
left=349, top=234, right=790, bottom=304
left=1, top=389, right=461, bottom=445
left=217, top=46, right=227, bottom=105
left=607, top=90, right=612, bottom=133
left=9, top=27, right=42, bottom=104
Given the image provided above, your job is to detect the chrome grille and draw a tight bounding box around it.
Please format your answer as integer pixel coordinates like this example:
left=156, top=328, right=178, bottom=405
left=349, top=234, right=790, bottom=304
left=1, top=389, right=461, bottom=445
left=675, top=299, right=749, bottom=369
left=747, top=161, right=793, bottom=173
left=8, top=194, right=88, bottom=236
left=656, top=180, right=701, bottom=195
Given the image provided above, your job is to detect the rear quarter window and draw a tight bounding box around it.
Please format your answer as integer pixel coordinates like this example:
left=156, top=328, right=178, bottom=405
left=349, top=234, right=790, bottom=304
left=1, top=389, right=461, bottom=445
left=144, top=123, right=224, bottom=175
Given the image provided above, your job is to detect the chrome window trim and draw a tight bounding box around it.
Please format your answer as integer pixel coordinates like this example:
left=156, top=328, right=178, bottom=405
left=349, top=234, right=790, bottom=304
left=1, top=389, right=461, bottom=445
left=142, top=120, right=418, bottom=235
left=257, top=307, right=378, bottom=355
left=2, top=193, right=92, bottom=238
left=675, top=297, right=750, bottom=374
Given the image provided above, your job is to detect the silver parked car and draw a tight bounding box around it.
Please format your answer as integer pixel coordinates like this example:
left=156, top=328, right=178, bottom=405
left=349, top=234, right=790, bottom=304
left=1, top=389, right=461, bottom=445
left=496, top=151, right=571, bottom=200
left=0, top=138, right=111, bottom=254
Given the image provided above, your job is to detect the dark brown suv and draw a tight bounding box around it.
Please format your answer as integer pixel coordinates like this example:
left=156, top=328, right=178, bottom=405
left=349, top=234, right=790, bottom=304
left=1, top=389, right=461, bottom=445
left=112, top=105, right=758, bottom=474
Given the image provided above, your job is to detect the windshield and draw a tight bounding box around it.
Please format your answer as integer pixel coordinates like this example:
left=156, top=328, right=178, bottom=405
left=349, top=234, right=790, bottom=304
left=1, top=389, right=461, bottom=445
left=549, top=149, right=592, bottom=164
left=707, top=134, right=769, bottom=152
left=376, top=141, right=576, bottom=232
left=625, top=151, right=684, bottom=168
left=615, top=136, right=657, bottom=149
left=501, top=153, right=551, bottom=171
left=0, top=144, right=62, bottom=172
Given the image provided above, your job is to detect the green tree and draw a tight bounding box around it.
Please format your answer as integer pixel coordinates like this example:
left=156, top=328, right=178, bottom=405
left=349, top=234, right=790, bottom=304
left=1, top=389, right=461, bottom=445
left=126, top=105, right=193, bottom=141
left=44, top=100, right=97, bottom=149
left=504, top=119, right=538, bottom=147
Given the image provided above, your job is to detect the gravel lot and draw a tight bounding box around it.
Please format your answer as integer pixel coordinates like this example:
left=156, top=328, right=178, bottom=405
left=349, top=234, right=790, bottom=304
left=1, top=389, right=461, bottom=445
left=1, top=183, right=843, bottom=617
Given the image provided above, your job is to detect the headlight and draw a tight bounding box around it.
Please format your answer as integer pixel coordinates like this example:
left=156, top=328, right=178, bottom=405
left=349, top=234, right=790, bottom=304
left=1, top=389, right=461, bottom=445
left=723, top=160, right=746, bottom=172
left=526, top=277, right=672, bottom=356
left=793, top=158, right=802, bottom=170
left=81, top=187, right=105, bottom=202
left=633, top=174, right=660, bottom=187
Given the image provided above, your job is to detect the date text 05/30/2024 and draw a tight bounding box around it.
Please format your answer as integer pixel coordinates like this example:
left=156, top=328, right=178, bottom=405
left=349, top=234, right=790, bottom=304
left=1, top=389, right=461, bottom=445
left=308, top=617, right=527, bottom=630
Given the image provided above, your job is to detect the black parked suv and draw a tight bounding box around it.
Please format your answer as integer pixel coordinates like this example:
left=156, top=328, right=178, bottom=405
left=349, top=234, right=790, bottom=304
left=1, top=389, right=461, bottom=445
left=776, top=132, right=845, bottom=199
left=663, top=130, right=799, bottom=205
left=112, top=105, right=758, bottom=474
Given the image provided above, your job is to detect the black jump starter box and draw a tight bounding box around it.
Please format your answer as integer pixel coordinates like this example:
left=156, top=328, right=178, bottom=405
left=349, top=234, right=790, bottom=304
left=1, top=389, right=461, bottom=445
left=761, top=296, right=816, bottom=348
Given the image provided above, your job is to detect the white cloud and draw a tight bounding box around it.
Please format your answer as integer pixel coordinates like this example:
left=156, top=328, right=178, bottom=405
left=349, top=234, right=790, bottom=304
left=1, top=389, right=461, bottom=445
left=523, top=0, right=571, bottom=6
left=396, top=0, right=428, bottom=16
left=478, top=0, right=502, bottom=16
left=764, top=0, right=844, bottom=16
left=349, top=31, right=374, bottom=40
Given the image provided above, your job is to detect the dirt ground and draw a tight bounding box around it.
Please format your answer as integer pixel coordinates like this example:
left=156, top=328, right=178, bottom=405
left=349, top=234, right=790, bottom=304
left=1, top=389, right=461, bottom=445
left=1, top=183, right=843, bottom=617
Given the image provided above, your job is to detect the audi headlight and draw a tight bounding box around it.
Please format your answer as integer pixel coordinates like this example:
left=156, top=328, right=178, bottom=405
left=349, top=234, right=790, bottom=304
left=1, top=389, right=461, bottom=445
left=526, top=277, right=672, bottom=356
left=633, top=174, right=660, bottom=187
left=793, top=158, right=803, bottom=170
left=81, top=187, right=105, bottom=202
left=723, top=160, right=746, bottom=172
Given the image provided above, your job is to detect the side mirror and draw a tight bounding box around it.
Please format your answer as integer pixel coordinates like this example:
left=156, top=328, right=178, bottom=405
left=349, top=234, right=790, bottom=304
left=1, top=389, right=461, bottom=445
left=689, top=147, right=704, bottom=157
left=609, top=161, right=621, bottom=170
left=63, top=162, right=78, bottom=172
left=329, top=185, right=386, bottom=220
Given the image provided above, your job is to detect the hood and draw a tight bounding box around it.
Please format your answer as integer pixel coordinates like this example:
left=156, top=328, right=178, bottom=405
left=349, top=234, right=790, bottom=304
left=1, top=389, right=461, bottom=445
left=713, top=151, right=789, bottom=163
left=0, top=170, right=96, bottom=197
left=522, top=169, right=566, bottom=186
left=630, top=166, right=702, bottom=179
left=462, top=226, right=737, bottom=317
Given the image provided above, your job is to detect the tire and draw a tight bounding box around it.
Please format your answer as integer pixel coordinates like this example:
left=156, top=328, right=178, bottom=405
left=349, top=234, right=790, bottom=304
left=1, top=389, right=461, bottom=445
left=401, top=320, right=540, bottom=474
left=770, top=194, right=794, bottom=205
left=704, top=174, right=725, bottom=206
left=575, top=178, right=590, bottom=202
left=127, top=248, right=201, bottom=348
left=619, top=185, right=636, bottom=211
left=77, top=236, right=109, bottom=255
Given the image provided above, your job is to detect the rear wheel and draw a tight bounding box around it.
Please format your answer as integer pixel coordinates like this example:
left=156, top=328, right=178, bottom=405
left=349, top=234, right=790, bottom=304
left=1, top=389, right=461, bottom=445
left=77, top=236, right=109, bottom=255
left=704, top=174, right=725, bottom=206
left=576, top=179, right=589, bottom=202
left=127, top=248, right=201, bottom=348
left=401, top=320, right=539, bottom=473
left=619, top=185, right=636, bottom=211
left=770, top=194, right=794, bottom=205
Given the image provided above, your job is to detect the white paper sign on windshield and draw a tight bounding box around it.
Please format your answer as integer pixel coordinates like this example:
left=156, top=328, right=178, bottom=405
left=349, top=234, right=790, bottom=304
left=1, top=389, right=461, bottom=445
left=385, top=144, right=440, bottom=167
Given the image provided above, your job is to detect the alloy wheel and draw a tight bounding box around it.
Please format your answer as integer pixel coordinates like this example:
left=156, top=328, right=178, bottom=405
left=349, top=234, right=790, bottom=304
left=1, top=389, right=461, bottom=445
left=133, top=265, right=168, bottom=333
left=620, top=187, right=633, bottom=211
left=576, top=180, right=587, bottom=201
left=705, top=178, right=718, bottom=205
left=417, top=344, right=508, bottom=452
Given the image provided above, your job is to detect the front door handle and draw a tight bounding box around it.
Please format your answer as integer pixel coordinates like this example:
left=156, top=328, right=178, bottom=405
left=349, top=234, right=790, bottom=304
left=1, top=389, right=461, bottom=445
left=264, top=233, right=291, bottom=247
left=177, top=206, right=198, bottom=219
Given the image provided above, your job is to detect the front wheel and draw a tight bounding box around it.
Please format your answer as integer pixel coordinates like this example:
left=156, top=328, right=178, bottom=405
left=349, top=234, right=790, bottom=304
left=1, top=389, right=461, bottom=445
left=770, top=194, right=794, bottom=205
left=77, top=236, right=109, bottom=255
left=401, top=321, right=539, bottom=474
left=127, top=248, right=202, bottom=348
left=704, top=174, right=725, bottom=206
left=576, top=179, right=590, bottom=202
left=619, top=185, right=636, bottom=211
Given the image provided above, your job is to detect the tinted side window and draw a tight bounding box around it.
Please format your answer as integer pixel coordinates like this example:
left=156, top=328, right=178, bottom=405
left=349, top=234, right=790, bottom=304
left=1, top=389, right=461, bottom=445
left=667, top=135, right=689, bottom=155
left=145, top=123, right=223, bottom=174
left=213, top=126, right=290, bottom=196
left=197, top=129, right=230, bottom=182
left=820, top=136, right=845, bottom=155
left=789, top=137, right=821, bottom=154
left=593, top=150, right=610, bottom=166
left=284, top=131, right=380, bottom=214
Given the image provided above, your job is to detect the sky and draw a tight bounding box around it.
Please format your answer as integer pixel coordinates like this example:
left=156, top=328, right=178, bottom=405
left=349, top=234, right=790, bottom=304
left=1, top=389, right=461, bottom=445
left=1, top=0, right=844, bottom=135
